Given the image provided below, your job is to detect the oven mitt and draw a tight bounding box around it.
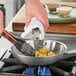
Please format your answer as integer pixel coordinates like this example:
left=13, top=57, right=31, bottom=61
left=0, top=10, right=3, bottom=36
left=21, top=0, right=49, bottom=39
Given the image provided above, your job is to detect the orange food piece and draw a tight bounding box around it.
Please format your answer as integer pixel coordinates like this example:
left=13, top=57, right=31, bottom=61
left=35, top=51, right=40, bottom=57
left=48, top=51, right=56, bottom=56
left=35, top=51, right=43, bottom=57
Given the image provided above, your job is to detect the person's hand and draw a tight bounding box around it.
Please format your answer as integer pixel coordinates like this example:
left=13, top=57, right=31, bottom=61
left=21, top=0, right=49, bottom=39
left=25, top=0, right=49, bottom=32
left=0, top=10, right=3, bottom=36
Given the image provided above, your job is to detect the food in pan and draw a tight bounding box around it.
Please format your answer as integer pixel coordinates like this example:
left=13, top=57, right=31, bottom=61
left=35, top=47, right=56, bottom=57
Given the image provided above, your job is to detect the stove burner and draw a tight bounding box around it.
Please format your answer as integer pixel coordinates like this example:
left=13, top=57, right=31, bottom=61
left=38, top=66, right=51, bottom=76
left=22, top=66, right=52, bottom=76
left=23, top=67, right=34, bottom=75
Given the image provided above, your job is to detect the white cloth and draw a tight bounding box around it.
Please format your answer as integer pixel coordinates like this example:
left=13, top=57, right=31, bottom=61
left=21, top=18, right=45, bottom=40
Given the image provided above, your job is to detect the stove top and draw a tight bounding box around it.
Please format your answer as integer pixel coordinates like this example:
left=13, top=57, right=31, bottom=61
left=0, top=32, right=76, bottom=76
left=0, top=49, right=76, bottom=76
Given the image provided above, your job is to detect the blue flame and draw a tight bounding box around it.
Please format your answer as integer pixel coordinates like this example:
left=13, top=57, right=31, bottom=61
left=38, top=66, right=52, bottom=76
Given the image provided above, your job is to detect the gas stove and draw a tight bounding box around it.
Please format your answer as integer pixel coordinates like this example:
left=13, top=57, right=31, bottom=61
left=0, top=47, right=76, bottom=76
left=0, top=33, right=76, bottom=76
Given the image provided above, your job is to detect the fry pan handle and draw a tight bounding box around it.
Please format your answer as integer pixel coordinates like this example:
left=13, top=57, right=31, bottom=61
left=11, top=46, right=24, bottom=55
left=2, top=29, right=17, bottom=44
left=61, top=52, right=76, bottom=60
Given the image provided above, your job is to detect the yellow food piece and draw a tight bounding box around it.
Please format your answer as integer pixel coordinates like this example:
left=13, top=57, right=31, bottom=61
left=39, top=48, right=47, bottom=54
left=35, top=51, right=43, bottom=57
left=43, top=53, right=47, bottom=57
left=35, top=48, right=56, bottom=57
left=38, top=53, right=43, bottom=57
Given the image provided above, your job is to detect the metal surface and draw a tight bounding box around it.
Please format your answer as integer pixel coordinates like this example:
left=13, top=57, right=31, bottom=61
left=0, top=31, right=76, bottom=73
left=32, top=28, right=44, bottom=50
left=10, top=32, right=76, bottom=66
left=11, top=32, right=76, bottom=52
left=12, top=32, right=76, bottom=51
left=11, top=40, right=67, bottom=65
left=34, top=40, right=44, bottom=51
left=45, top=33, right=76, bottom=52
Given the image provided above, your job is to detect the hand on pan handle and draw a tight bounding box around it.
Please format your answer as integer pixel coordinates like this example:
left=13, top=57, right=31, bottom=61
left=21, top=0, right=49, bottom=40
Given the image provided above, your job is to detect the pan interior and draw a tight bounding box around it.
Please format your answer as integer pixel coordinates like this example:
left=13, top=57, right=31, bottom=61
left=21, top=40, right=67, bottom=55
